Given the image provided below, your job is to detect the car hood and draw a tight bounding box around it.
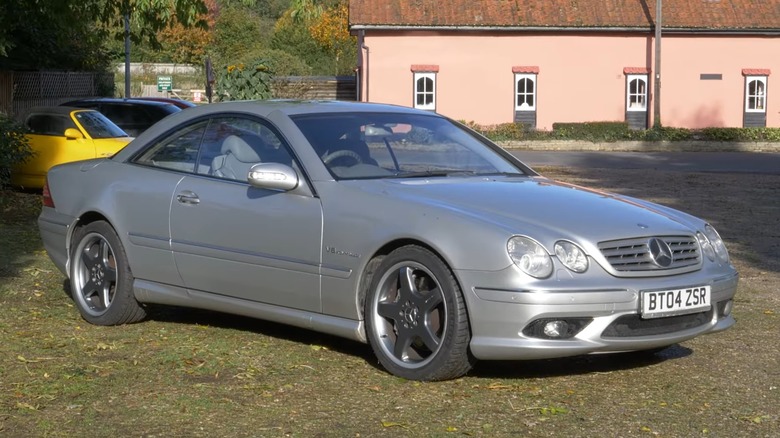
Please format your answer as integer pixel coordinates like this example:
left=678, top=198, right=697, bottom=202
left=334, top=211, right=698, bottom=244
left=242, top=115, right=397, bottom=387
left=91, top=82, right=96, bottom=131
left=354, top=175, right=701, bottom=248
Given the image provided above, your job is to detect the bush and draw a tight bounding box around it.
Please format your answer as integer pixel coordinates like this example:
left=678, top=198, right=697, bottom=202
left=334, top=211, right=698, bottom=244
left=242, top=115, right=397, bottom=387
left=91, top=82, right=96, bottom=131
left=216, top=60, right=273, bottom=101
left=473, top=120, right=780, bottom=143
left=0, top=114, right=33, bottom=188
left=551, top=122, right=632, bottom=142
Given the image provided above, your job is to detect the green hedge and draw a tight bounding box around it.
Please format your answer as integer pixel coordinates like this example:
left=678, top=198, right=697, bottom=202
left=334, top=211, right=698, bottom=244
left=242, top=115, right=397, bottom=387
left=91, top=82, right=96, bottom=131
left=463, top=120, right=780, bottom=143
left=0, top=114, right=33, bottom=188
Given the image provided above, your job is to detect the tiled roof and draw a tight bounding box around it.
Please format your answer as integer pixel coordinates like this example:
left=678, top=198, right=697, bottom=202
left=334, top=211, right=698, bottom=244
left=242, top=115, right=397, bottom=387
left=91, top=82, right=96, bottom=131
left=350, top=0, right=780, bottom=30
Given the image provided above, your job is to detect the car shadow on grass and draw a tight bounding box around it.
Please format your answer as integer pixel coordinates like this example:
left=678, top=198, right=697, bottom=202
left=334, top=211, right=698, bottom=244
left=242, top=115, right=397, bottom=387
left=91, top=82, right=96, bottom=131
left=60, top=276, right=696, bottom=380
left=143, top=303, right=377, bottom=360
left=470, top=344, right=693, bottom=379
left=137, top=300, right=693, bottom=380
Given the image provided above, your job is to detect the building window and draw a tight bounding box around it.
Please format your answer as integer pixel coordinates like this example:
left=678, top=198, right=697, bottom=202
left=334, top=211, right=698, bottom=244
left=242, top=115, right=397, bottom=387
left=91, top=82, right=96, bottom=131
left=515, top=74, right=536, bottom=111
left=414, top=72, right=436, bottom=110
left=626, top=74, right=648, bottom=111
left=745, top=76, right=767, bottom=112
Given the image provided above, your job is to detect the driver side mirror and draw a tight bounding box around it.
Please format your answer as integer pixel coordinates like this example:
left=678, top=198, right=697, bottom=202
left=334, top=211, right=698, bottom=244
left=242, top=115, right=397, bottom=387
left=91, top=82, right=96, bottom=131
left=247, top=162, right=299, bottom=191
left=64, top=128, right=84, bottom=140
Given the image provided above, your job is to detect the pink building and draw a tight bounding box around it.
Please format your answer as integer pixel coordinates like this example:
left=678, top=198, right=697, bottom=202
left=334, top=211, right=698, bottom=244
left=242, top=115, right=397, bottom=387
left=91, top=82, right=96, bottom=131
left=349, top=0, right=780, bottom=130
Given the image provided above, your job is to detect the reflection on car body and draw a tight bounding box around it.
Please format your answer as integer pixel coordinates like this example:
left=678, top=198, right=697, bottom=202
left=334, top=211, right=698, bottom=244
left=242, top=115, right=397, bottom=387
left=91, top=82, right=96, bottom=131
left=38, top=101, right=738, bottom=381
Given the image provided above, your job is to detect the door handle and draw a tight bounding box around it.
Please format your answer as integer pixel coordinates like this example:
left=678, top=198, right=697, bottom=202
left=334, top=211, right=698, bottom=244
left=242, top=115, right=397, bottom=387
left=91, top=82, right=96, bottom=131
left=176, top=191, right=200, bottom=205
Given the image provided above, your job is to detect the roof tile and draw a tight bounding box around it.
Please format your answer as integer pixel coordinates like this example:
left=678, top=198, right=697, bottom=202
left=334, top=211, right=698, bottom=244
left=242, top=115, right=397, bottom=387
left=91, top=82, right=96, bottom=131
left=350, top=0, right=780, bottom=30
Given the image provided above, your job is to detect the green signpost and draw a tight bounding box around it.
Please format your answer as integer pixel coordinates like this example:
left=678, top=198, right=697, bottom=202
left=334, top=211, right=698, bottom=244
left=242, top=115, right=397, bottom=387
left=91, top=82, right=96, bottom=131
left=157, top=75, right=173, bottom=92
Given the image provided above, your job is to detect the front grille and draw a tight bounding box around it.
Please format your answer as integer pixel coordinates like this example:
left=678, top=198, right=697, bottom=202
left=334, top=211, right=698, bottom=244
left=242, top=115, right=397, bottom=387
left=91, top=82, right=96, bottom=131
left=601, top=310, right=712, bottom=338
left=598, top=235, right=700, bottom=273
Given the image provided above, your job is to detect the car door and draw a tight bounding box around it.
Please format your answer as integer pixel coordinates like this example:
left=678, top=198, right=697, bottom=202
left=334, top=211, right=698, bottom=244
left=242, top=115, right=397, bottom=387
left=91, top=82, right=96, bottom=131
left=17, top=112, right=96, bottom=182
left=167, top=116, right=324, bottom=312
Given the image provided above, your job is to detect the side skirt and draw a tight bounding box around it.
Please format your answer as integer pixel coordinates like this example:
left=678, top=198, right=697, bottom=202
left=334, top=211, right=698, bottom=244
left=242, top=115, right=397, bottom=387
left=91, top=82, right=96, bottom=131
left=133, top=279, right=367, bottom=343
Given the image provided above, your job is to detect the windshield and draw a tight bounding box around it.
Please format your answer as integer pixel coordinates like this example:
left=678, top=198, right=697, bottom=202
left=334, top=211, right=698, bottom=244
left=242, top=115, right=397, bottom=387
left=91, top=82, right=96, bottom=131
left=291, top=112, right=528, bottom=179
left=75, top=111, right=129, bottom=139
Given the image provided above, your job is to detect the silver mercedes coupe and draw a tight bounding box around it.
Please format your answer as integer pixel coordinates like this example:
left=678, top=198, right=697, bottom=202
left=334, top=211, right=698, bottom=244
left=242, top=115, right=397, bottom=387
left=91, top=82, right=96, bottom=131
left=38, top=101, right=738, bottom=381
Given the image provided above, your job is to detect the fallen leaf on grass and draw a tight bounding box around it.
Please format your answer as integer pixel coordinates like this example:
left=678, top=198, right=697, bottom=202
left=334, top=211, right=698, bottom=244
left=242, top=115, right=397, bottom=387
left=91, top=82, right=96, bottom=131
left=487, top=382, right=513, bottom=390
left=381, top=421, right=408, bottom=429
left=16, top=402, right=38, bottom=411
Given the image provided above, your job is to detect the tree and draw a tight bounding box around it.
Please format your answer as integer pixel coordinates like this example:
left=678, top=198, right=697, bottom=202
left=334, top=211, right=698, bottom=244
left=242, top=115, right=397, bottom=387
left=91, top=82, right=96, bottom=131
left=308, top=0, right=355, bottom=75
left=289, top=0, right=323, bottom=23
left=271, top=10, right=334, bottom=75
left=0, top=1, right=109, bottom=70
left=158, top=0, right=218, bottom=64
left=0, top=0, right=209, bottom=70
left=93, top=0, right=208, bottom=49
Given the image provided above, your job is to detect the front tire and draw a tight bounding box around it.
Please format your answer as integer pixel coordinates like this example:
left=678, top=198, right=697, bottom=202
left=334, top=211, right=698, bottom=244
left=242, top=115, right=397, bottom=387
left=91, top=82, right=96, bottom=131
left=365, top=245, right=474, bottom=381
left=69, top=221, right=146, bottom=325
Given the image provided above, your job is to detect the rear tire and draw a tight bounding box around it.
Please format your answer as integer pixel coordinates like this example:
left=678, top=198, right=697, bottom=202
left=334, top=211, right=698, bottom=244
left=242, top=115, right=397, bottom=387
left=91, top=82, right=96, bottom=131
left=69, top=221, right=146, bottom=325
left=365, top=245, right=474, bottom=381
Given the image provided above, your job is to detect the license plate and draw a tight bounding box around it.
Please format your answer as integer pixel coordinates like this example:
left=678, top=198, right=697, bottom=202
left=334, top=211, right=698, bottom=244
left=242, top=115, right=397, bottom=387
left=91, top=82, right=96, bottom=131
left=640, top=286, right=711, bottom=319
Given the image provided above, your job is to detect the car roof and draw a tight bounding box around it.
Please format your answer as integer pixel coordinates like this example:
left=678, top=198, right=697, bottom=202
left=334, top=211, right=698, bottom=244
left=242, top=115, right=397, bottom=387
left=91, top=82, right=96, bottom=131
left=22, top=106, right=95, bottom=117
left=63, top=98, right=180, bottom=108
left=132, top=97, right=197, bottom=108
left=169, top=100, right=429, bottom=118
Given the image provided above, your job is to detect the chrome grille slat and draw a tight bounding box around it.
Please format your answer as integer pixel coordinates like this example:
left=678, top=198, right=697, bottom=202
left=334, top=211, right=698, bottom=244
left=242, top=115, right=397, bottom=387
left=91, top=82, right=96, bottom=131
left=598, top=235, right=701, bottom=275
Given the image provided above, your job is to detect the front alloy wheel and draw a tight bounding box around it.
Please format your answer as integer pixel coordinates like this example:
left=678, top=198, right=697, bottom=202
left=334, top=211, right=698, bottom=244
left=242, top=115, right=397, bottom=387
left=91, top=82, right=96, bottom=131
left=366, top=245, right=473, bottom=381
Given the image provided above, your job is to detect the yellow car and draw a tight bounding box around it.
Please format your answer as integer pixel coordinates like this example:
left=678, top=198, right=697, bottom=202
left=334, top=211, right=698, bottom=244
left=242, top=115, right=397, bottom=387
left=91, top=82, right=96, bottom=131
left=11, top=106, right=132, bottom=189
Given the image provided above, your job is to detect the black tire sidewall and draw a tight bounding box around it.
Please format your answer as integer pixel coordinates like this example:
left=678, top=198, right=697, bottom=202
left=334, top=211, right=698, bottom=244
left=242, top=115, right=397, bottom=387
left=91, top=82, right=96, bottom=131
left=365, top=245, right=472, bottom=381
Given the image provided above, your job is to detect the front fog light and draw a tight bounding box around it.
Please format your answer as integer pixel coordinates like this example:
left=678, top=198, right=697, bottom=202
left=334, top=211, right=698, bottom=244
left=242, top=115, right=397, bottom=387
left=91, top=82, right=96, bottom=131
left=522, top=318, right=593, bottom=339
left=543, top=320, right=569, bottom=338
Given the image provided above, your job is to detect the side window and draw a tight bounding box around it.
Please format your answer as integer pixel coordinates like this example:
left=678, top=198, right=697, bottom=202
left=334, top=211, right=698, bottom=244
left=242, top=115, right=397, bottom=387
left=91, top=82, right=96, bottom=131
left=133, top=120, right=208, bottom=173
left=745, top=76, right=767, bottom=112
left=26, top=114, right=76, bottom=136
left=743, top=71, right=769, bottom=127
left=626, top=74, right=648, bottom=111
left=414, top=72, right=436, bottom=110
left=515, top=74, right=536, bottom=111
left=512, top=68, right=539, bottom=129
left=203, top=117, right=294, bottom=182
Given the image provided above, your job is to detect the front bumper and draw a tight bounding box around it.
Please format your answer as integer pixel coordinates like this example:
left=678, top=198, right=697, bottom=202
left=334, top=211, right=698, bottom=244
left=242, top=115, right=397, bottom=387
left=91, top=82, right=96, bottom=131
left=457, top=265, right=739, bottom=360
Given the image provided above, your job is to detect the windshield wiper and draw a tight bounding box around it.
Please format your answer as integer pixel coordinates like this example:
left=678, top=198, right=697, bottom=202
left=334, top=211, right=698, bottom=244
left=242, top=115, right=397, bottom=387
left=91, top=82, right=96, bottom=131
left=392, top=170, right=477, bottom=178
left=473, top=171, right=527, bottom=177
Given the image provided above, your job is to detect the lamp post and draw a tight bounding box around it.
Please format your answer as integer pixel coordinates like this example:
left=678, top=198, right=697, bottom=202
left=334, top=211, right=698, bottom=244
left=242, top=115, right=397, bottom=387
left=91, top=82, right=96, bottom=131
left=124, top=12, right=131, bottom=98
left=653, top=0, right=662, bottom=128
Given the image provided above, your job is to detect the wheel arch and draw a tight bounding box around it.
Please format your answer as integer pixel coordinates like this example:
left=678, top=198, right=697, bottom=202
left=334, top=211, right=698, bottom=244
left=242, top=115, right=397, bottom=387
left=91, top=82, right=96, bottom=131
left=66, top=211, right=116, bottom=272
left=357, top=238, right=471, bottom=323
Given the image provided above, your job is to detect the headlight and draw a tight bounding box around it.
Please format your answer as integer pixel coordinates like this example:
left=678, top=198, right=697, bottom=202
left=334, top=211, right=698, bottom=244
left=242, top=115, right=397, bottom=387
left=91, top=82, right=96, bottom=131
left=697, top=225, right=729, bottom=264
left=704, top=224, right=730, bottom=264
left=554, top=241, right=588, bottom=273
left=508, top=236, right=553, bottom=278
left=696, top=231, right=715, bottom=262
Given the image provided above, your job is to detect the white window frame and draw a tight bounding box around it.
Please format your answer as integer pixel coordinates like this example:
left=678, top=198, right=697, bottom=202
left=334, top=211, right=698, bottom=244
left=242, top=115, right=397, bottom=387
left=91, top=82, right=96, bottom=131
left=626, top=74, right=648, bottom=112
left=414, top=72, right=436, bottom=110
left=745, top=76, right=767, bottom=113
left=514, top=73, right=536, bottom=111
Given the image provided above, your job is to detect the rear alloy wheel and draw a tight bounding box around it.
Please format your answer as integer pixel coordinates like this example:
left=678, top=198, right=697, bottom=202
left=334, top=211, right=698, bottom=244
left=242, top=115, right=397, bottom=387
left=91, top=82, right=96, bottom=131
left=70, top=221, right=146, bottom=325
left=365, top=245, right=474, bottom=381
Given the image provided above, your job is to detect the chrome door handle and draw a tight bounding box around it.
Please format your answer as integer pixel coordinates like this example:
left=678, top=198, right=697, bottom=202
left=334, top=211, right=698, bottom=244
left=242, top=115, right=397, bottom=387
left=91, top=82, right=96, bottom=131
left=176, top=191, right=200, bottom=205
